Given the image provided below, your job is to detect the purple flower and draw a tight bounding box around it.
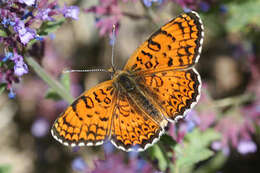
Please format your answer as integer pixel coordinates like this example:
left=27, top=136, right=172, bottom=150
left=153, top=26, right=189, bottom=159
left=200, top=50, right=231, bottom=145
left=13, top=20, right=36, bottom=45
left=143, top=0, right=163, bottom=7
left=199, top=1, right=210, bottom=12
left=71, top=157, right=88, bottom=172
left=62, top=5, right=80, bottom=20
left=173, top=0, right=197, bottom=10
left=31, top=118, right=50, bottom=137
left=211, top=141, right=230, bottom=156
left=10, top=53, right=29, bottom=76
left=2, top=52, right=13, bottom=62
left=8, top=88, right=16, bottom=99
left=237, top=140, right=257, bottom=154
left=85, top=0, right=122, bottom=36
left=198, top=110, right=216, bottom=131
left=36, top=8, right=55, bottom=21
left=18, top=0, right=35, bottom=6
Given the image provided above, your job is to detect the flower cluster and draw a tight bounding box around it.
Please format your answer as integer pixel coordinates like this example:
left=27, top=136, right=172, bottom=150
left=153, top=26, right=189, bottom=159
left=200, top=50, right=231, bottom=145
left=71, top=153, right=156, bottom=173
left=169, top=83, right=259, bottom=156
left=0, top=0, right=79, bottom=97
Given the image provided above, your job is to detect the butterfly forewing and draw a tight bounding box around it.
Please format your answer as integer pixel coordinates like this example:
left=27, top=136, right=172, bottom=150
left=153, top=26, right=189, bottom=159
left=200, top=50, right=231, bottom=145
left=124, top=11, right=204, bottom=74
left=51, top=80, right=116, bottom=147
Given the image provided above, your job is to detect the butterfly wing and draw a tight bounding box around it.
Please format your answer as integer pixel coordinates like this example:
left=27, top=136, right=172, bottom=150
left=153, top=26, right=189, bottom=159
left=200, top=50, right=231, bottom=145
left=51, top=80, right=116, bottom=147
left=136, top=69, right=201, bottom=121
left=124, top=11, right=203, bottom=74
left=111, top=93, right=167, bottom=151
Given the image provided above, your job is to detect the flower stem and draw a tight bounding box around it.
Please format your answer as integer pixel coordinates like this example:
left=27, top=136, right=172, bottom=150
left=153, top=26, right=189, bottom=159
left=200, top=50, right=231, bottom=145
left=25, top=56, right=74, bottom=104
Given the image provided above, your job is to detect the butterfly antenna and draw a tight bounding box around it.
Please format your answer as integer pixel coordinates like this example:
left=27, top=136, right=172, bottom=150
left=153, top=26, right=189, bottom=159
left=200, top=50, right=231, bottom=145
left=111, top=24, right=117, bottom=73
left=63, top=69, right=109, bottom=73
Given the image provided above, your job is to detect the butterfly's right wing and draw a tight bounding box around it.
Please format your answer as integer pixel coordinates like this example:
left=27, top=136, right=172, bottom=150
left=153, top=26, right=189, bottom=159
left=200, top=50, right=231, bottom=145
left=137, top=69, right=201, bottom=122
left=123, top=11, right=204, bottom=74
left=51, top=80, right=116, bottom=147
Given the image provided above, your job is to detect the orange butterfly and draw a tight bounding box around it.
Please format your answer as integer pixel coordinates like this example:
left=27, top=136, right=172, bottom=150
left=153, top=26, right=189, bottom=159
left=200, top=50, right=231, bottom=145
left=51, top=11, right=204, bottom=152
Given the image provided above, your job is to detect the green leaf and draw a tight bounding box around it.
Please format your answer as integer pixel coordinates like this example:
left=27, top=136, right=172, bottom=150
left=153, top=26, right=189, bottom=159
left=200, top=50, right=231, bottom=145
left=148, top=144, right=168, bottom=171
left=0, top=83, right=7, bottom=96
left=226, top=0, right=260, bottom=32
left=160, top=134, right=177, bottom=147
left=45, top=88, right=62, bottom=100
left=0, top=29, right=8, bottom=37
left=60, top=72, right=71, bottom=92
left=38, top=19, right=65, bottom=36
left=194, top=152, right=228, bottom=173
left=0, top=164, right=12, bottom=173
left=173, top=129, right=221, bottom=172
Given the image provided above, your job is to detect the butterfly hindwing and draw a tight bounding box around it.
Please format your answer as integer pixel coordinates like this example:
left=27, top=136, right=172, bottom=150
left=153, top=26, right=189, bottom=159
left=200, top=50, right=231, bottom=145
left=111, top=93, right=166, bottom=151
left=137, top=69, right=201, bottom=122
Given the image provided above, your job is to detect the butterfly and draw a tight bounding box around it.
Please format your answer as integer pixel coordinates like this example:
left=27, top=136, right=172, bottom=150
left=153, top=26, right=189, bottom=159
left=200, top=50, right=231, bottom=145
left=51, top=11, right=204, bottom=152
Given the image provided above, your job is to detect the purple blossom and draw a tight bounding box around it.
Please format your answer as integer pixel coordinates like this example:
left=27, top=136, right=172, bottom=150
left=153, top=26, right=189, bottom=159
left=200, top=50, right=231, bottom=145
left=92, top=154, right=155, bottom=173
left=0, top=0, right=80, bottom=94
left=10, top=53, right=29, bottom=76
left=143, top=0, right=163, bottom=7
left=173, top=0, right=197, bottom=10
left=2, top=52, right=13, bottom=62
left=14, top=20, right=36, bottom=45
left=237, top=140, right=257, bottom=154
left=169, top=111, right=199, bottom=143
left=85, top=0, right=122, bottom=36
left=31, top=118, right=50, bottom=137
left=8, top=88, right=16, bottom=99
left=211, top=141, right=230, bottom=156
left=36, top=8, right=55, bottom=21
left=18, top=0, right=35, bottom=6
left=71, top=157, right=88, bottom=172
left=62, top=5, right=80, bottom=20
left=199, top=1, right=210, bottom=12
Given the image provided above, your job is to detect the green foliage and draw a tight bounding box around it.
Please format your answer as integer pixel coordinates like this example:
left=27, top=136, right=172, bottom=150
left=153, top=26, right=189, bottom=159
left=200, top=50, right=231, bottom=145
left=0, top=83, right=7, bottom=96
left=38, top=19, right=65, bottom=36
left=0, top=29, right=8, bottom=37
left=172, top=129, right=221, bottom=173
left=194, top=152, right=228, bottom=173
left=147, top=129, right=221, bottom=172
left=0, top=165, right=11, bottom=173
left=148, top=144, right=169, bottom=171
left=226, top=0, right=260, bottom=32
left=45, top=72, right=71, bottom=100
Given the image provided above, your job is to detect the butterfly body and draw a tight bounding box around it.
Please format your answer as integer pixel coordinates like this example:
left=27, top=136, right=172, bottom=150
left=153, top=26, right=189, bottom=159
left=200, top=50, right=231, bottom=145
left=52, top=11, right=204, bottom=152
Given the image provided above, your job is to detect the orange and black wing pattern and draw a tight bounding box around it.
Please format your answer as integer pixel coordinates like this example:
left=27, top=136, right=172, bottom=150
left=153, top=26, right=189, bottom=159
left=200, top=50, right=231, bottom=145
left=111, top=94, right=166, bottom=151
left=51, top=80, right=116, bottom=147
left=137, top=69, right=201, bottom=122
left=124, top=11, right=204, bottom=74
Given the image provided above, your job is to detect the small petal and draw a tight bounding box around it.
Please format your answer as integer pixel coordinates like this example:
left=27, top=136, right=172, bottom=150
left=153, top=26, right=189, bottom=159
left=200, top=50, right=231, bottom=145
left=8, top=89, right=16, bottom=99
left=71, top=157, right=88, bottom=172
left=2, top=52, right=13, bottom=62
left=238, top=140, right=257, bottom=154
left=31, top=118, right=50, bottom=137
left=14, top=61, right=29, bottom=76
left=63, top=6, right=80, bottom=20
left=18, top=0, right=35, bottom=6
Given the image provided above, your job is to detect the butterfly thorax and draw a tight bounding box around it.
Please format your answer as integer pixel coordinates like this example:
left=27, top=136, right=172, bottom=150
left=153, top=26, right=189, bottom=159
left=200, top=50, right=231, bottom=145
left=113, top=71, right=168, bottom=128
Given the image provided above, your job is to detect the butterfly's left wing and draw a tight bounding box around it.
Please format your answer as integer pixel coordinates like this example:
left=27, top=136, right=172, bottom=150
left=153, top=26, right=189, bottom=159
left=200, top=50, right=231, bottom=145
left=51, top=80, right=116, bottom=147
left=124, top=11, right=203, bottom=74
